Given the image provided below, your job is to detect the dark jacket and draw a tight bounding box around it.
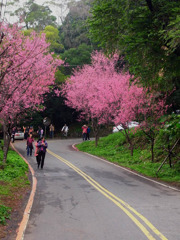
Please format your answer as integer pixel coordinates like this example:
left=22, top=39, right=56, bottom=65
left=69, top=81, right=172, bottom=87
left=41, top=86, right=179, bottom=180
left=37, top=140, right=48, bottom=153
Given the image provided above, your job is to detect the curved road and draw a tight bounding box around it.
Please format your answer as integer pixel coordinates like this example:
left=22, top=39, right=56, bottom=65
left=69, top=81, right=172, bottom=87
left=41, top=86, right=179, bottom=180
left=14, top=139, right=180, bottom=240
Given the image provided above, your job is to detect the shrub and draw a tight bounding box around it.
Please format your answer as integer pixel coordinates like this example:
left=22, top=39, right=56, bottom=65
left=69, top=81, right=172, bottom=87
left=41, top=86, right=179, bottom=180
left=0, top=205, right=11, bottom=225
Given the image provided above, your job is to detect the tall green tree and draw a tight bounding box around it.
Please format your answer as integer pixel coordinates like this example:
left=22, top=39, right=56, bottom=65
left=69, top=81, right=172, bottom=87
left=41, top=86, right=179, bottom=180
left=62, top=43, right=93, bottom=66
left=88, top=0, right=180, bottom=109
left=59, top=0, right=95, bottom=49
left=43, top=25, right=64, bottom=53
left=14, top=0, right=57, bottom=31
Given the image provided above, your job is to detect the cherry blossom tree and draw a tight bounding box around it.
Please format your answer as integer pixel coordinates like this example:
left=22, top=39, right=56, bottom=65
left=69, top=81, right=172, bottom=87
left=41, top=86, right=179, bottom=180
left=0, top=23, right=63, bottom=163
left=113, top=84, right=168, bottom=159
left=61, top=51, right=137, bottom=146
left=62, top=51, right=169, bottom=159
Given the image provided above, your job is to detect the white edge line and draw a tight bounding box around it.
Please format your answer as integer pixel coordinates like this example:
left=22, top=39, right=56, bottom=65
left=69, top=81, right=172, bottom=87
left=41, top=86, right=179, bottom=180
left=72, top=143, right=180, bottom=192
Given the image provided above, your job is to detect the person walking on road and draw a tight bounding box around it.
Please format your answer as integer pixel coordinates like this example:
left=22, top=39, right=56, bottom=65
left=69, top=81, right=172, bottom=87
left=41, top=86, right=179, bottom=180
left=24, top=126, right=29, bottom=139
left=37, top=126, right=41, bottom=139
left=49, top=124, right=55, bottom=138
left=26, top=134, right=34, bottom=156
left=11, top=127, right=16, bottom=143
left=82, top=124, right=88, bottom=141
left=61, top=124, right=69, bottom=137
left=37, top=137, right=48, bottom=169
left=87, top=126, right=91, bottom=140
left=40, top=127, right=44, bottom=138
left=29, top=126, right=34, bottom=135
left=34, top=139, right=40, bottom=164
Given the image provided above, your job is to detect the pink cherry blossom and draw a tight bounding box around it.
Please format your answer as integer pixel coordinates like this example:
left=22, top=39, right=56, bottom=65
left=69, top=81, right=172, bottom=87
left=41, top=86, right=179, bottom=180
left=61, top=51, right=168, bottom=154
left=0, top=23, right=63, bottom=162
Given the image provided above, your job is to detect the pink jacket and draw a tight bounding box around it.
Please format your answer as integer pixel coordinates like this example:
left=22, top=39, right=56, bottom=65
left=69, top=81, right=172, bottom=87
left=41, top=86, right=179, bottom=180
left=82, top=126, right=88, bottom=133
left=34, top=142, right=39, bottom=157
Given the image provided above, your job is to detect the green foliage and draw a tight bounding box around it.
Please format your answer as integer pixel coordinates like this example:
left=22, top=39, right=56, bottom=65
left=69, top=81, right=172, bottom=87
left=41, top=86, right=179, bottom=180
left=23, top=29, right=34, bottom=36
left=13, top=0, right=57, bottom=31
left=19, top=111, right=43, bottom=133
left=88, top=0, right=180, bottom=98
left=76, top=126, right=180, bottom=183
left=59, top=0, right=96, bottom=49
left=162, top=15, right=180, bottom=54
left=55, top=69, right=68, bottom=84
left=88, top=0, right=123, bottom=53
left=61, top=43, right=93, bottom=67
left=0, top=150, right=28, bottom=181
left=161, top=114, right=180, bottom=140
left=0, top=149, right=29, bottom=226
left=155, top=114, right=180, bottom=163
left=43, top=25, right=64, bottom=53
left=0, top=205, right=11, bottom=225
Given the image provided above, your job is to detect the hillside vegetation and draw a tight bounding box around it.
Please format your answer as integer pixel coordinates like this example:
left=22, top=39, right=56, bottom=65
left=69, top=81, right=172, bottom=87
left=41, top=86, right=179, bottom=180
left=0, top=147, right=30, bottom=238
left=76, top=115, right=180, bottom=186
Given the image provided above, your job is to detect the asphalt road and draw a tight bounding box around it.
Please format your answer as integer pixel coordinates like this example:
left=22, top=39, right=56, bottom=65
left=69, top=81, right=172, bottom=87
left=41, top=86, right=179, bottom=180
left=14, top=139, right=180, bottom=240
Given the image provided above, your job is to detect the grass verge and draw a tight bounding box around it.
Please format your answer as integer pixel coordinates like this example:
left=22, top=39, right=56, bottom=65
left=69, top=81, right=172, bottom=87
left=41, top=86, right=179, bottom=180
left=0, top=147, right=30, bottom=239
left=76, top=131, right=180, bottom=185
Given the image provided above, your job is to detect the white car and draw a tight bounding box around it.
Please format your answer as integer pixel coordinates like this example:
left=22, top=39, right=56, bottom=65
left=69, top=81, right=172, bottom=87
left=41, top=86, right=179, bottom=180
left=14, top=131, right=24, bottom=140
left=113, top=121, right=139, bottom=133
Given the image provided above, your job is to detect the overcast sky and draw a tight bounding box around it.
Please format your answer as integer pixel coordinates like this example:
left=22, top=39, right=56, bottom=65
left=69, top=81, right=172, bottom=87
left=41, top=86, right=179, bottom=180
left=2, top=0, right=80, bottom=25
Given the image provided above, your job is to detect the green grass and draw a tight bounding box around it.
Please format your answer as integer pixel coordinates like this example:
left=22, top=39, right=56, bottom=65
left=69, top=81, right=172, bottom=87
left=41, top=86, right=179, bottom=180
left=0, top=147, right=30, bottom=225
left=0, top=149, right=29, bottom=181
left=76, top=131, right=180, bottom=183
left=0, top=205, right=11, bottom=225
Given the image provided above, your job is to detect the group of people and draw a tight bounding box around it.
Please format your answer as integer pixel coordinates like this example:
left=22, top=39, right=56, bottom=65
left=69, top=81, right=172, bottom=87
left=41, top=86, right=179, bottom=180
left=24, top=125, right=55, bottom=140
left=24, top=124, right=91, bottom=140
left=23, top=126, right=34, bottom=139
left=82, top=124, right=90, bottom=141
left=26, top=134, right=48, bottom=169
left=23, top=123, right=90, bottom=169
left=61, top=123, right=91, bottom=141
left=37, top=126, right=44, bottom=139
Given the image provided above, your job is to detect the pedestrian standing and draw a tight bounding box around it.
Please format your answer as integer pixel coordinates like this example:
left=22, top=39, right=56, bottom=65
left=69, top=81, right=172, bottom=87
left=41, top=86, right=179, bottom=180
left=82, top=124, right=88, bottom=141
left=49, top=124, right=55, bottom=138
left=11, top=127, right=16, bottom=143
left=26, top=134, right=34, bottom=156
left=37, top=126, right=41, bottom=139
left=37, top=137, right=48, bottom=169
left=23, top=126, right=26, bottom=137
left=61, top=124, right=69, bottom=137
left=24, top=126, right=29, bottom=139
left=29, top=126, right=34, bottom=135
left=87, top=126, right=91, bottom=140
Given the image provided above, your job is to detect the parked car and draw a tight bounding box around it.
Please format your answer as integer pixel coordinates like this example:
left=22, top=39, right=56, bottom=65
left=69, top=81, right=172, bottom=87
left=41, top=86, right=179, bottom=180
left=113, top=121, right=139, bottom=133
left=14, top=131, right=24, bottom=140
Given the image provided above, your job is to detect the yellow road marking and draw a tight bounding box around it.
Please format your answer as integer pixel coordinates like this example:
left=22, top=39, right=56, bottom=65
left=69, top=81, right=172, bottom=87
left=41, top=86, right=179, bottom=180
left=47, top=149, right=168, bottom=240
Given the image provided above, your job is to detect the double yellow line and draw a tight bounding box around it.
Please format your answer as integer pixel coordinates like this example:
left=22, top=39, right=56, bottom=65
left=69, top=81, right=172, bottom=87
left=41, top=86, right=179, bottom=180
left=48, top=149, right=168, bottom=240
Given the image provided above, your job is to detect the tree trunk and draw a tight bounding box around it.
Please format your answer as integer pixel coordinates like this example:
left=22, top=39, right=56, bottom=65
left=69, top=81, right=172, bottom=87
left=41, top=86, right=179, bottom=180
left=141, top=127, right=155, bottom=162
left=91, top=118, right=100, bottom=147
left=151, top=138, right=154, bottom=162
left=95, top=134, right=98, bottom=147
left=168, top=144, right=172, bottom=168
left=3, top=124, right=11, bottom=164
left=146, top=0, right=154, bottom=12
left=124, top=129, right=133, bottom=156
